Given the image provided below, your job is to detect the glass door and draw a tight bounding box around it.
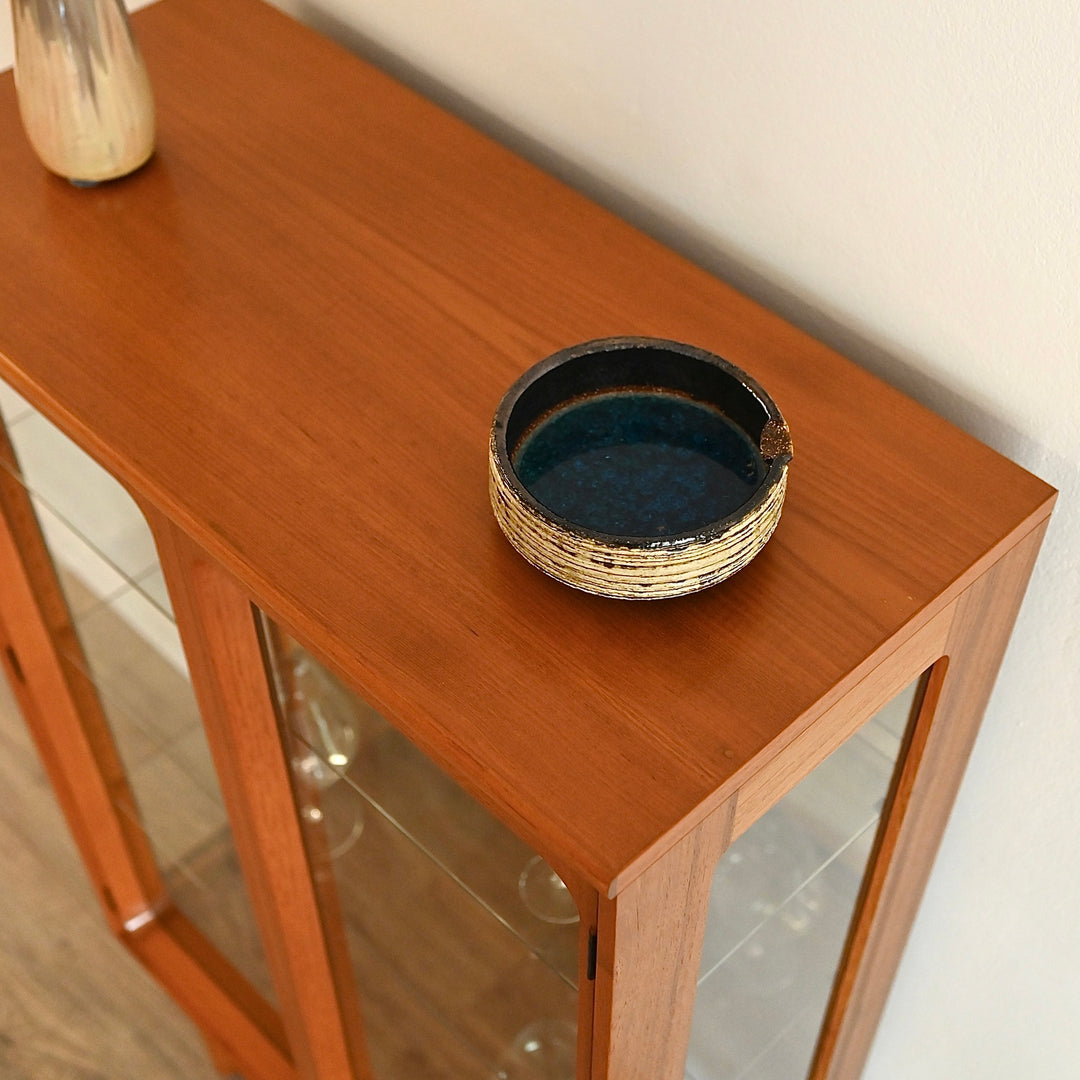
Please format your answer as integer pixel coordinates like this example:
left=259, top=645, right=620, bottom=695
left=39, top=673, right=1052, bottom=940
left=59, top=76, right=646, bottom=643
left=686, top=680, right=921, bottom=1080
left=0, top=382, right=274, bottom=1003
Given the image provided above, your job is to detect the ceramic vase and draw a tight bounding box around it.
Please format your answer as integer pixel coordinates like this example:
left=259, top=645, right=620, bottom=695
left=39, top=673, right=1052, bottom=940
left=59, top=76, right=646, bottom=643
left=10, top=0, right=155, bottom=183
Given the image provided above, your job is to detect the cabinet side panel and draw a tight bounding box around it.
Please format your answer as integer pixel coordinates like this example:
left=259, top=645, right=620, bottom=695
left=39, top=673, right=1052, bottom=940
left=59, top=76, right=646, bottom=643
left=812, top=517, right=1050, bottom=1079
left=593, top=798, right=735, bottom=1080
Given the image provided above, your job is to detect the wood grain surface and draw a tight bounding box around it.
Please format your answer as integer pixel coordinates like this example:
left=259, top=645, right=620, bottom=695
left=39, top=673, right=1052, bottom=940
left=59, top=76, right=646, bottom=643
left=593, top=799, right=735, bottom=1080
left=151, top=514, right=368, bottom=1080
left=0, top=0, right=1055, bottom=898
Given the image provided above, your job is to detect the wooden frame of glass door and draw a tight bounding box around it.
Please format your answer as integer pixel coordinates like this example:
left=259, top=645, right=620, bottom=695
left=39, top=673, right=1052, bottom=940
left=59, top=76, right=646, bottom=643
left=0, top=418, right=294, bottom=1080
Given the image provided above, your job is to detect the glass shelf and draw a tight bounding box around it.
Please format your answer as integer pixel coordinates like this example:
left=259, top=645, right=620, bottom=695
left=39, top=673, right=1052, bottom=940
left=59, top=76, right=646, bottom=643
left=272, top=636, right=581, bottom=990
left=295, top=764, right=578, bottom=1080
left=265, top=624, right=582, bottom=1078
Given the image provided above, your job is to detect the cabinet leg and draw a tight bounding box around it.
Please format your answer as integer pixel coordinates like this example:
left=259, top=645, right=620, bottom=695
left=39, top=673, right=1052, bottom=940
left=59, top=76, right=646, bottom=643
left=590, top=799, right=735, bottom=1080
left=810, top=519, right=1050, bottom=1079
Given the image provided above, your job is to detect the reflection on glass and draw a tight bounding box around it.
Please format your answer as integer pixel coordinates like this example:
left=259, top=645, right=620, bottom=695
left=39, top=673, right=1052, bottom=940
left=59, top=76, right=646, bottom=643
left=686, top=678, right=922, bottom=1080
left=2, top=409, right=161, bottom=594
left=280, top=644, right=365, bottom=861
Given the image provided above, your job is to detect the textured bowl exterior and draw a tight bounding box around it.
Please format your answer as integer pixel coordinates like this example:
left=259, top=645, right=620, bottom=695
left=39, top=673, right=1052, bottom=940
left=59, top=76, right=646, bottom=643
left=488, top=337, right=792, bottom=599
left=489, top=429, right=789, bottom=599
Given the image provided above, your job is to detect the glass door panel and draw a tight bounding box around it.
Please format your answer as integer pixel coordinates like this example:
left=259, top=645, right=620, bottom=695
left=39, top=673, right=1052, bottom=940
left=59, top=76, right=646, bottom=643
left=72, top=592, right=275, bottom=1002
left=687, top=679, right=921, bottom=1080
left=4, top=406, right=162, bottom=591
left=0, top=395, right=275, bottom=1002
left=263, top=622, right=580, bottom=1080
left=2, top=388, right=580, bottom=1076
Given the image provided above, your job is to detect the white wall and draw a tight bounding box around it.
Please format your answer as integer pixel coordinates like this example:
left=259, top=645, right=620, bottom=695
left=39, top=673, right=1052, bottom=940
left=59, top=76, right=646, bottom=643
left=4, top=1, right=1078, bottom=1076
left=0, top=7, right=10, bottom=66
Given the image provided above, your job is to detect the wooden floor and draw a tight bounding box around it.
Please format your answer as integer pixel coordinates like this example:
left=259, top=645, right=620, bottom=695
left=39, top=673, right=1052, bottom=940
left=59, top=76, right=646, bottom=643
left=0, top=668, right=223, bottom=1080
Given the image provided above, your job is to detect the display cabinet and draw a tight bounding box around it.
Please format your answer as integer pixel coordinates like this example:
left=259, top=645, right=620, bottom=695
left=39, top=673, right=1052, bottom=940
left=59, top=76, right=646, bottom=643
left=0, top=0, right=1055, bottom=1078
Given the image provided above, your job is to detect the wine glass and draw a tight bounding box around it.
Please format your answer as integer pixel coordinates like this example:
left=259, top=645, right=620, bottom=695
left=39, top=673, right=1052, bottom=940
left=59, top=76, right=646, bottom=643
left=286, top=651, right=365, bottom=860
left=491, top=1018, right=577, bottom=1080
left=701, top=806, right=828, bottom=1003
left=518, top=855, right=579, bottom=925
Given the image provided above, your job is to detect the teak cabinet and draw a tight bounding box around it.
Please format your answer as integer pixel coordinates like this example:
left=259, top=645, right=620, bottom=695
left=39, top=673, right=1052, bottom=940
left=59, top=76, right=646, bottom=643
left=0, top=1, right=1055, bottom=1078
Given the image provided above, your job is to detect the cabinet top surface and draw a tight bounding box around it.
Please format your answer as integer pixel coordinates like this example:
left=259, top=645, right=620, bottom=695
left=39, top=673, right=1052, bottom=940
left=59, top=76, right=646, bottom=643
left=0, top=0, right=1054, bottom=891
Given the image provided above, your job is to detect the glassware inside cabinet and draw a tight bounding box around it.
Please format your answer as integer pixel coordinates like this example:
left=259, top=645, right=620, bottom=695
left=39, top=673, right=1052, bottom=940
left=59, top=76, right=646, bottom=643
left=261, top=619, right=581, bottom=1080
left=686, top=679, right=921, bottom=1080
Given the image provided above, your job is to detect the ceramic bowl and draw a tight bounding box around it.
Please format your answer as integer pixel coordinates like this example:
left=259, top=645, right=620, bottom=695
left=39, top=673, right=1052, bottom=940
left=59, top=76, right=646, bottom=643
left=488, top=337, right=793, bottom=599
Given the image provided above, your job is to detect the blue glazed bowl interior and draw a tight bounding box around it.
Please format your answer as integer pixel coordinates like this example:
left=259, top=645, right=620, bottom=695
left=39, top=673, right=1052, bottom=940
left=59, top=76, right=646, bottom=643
left=501, top=340, right=779, bottom=541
